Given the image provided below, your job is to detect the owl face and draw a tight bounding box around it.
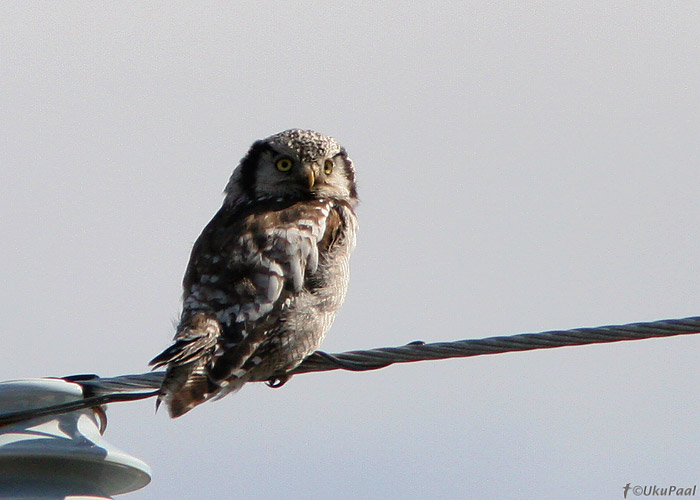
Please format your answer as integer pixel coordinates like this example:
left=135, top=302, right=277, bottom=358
left=225, top=129, right=358, bottom=206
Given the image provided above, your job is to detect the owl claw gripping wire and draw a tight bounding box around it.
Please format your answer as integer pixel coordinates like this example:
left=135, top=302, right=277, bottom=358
left=266, top=374, right=291, bottom=388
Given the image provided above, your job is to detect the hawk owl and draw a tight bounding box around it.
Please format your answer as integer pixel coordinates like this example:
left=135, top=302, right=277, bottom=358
left=150, top=129, right=359, bottom=417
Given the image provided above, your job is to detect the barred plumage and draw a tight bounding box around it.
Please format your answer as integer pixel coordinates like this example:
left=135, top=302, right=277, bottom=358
left=150, top=129, right=358, bottom=417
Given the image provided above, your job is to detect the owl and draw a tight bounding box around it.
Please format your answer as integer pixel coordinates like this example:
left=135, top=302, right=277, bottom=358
left=150, top=129, right=358, bottom=417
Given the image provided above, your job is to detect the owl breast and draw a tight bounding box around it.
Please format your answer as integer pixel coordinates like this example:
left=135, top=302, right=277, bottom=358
left=244, top=200, right=358, bottom=378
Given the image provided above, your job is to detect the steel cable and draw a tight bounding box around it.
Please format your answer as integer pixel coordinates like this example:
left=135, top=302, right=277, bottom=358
left=1, top=315, right=698, bottom=427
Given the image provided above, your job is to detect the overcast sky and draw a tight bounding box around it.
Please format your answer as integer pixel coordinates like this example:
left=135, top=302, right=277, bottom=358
left=1, top=2, right=699, bottom=499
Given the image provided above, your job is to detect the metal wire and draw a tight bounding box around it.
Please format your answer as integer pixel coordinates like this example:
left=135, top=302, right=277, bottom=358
left=1, top=315, right=698, bottom=426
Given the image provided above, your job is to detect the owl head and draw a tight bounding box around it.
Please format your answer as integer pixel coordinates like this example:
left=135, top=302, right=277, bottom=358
left=225, top=129, right=358, bottom=206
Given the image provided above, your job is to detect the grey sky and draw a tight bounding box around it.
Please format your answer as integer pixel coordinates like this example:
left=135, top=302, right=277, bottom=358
left=1, top=2, right=699, bottom=499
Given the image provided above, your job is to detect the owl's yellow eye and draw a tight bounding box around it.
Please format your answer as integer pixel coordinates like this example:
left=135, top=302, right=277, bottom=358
left=275, top=158, right=293, bottom=172
left=324, top=159, right=334, bottom=175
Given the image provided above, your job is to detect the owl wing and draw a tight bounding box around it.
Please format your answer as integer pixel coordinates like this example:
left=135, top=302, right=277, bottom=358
left=150, top=198, right=335, bottom=416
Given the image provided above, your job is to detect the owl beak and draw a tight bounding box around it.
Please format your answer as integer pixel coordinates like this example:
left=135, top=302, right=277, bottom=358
left=306, top=168, right=316, bottom=189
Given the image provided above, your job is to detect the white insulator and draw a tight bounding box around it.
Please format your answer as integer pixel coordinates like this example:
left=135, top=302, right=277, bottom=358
left=0, top=379, right=151, bottom=499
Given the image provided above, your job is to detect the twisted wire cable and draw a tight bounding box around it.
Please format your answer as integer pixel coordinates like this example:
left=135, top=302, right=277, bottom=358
left=1, top=315, right=698, bottom=427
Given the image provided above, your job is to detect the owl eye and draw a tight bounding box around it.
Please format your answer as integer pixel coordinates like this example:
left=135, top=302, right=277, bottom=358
left=324, top=159, right=334, bottom=175
left=276, top=158, right=293, bottom=172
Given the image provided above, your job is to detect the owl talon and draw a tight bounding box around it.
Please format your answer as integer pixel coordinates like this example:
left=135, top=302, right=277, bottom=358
left=266, top=374, right=291, bottom=388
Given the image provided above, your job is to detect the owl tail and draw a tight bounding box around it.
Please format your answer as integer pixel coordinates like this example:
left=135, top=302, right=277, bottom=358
left=158, top=362, right=211, bottom=418
left=149, top=313, right=221, bottom=418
